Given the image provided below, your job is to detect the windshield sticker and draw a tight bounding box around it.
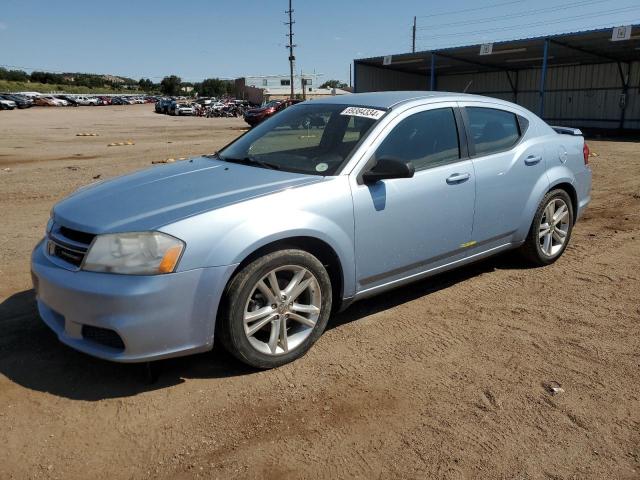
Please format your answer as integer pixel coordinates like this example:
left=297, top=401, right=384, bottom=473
left=315, top=162, right=329, bottom=173
left=340, top=107, right=385, bottom=120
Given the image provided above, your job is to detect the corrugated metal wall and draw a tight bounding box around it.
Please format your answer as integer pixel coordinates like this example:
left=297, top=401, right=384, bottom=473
left=355, top=61, right=640, bottom=130
left=355, top=64, right=426, bottom=92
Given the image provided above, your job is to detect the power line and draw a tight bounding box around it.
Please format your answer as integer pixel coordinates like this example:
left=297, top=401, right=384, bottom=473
left=415, top=5, right=639, bottom=39
left=416, top=0, right=526, bottom=18
left=416, top=0, right=610, bottom=30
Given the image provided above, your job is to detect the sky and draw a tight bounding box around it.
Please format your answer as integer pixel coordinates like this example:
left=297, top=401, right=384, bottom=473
left=1, top=0, right=638, bottom=84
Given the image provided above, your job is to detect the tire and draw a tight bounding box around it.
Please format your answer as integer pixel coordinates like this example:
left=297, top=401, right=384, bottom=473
left=218, top=249, right=332, bottom=369
left=519, top=189, right=574, bottom=266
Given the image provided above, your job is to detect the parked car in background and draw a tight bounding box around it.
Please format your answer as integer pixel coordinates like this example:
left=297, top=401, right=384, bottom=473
left=243, top=99, right=302, bottom=127
left=31, top=92, right=592, bottom=369
left=83, top=96, right=101, bottom=106
left=160, top=98, right=174, bottom=113
left=16, top=91, right=41, bottom=98
left=57, top=95, right=81, bottom=106
left=54, top=97, right=70, bottom=106
left=196, top=98, right=210, bottom=106
left=155, top=98, right=171, bottom=113
left=0, top=97, right=17, bottom=110
left=110, top=97, right=129, bottom=105
left=97, top=96, right=112, bottom=105
left=169, top=102, right=195, bottom=116
left=1, top=93, right=33, bottom=108
left=34, top=96, right=66, bottom=107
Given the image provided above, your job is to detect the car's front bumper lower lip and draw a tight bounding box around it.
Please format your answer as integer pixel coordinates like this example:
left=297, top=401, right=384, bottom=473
left=31, top=239, right=236, bottom=363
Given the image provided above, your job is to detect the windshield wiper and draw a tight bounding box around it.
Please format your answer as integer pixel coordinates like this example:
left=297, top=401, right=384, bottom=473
left=218, top=155, right=281, bottom=171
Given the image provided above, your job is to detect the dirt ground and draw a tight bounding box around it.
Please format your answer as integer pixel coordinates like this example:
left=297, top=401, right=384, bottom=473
left=0, top=105, right=638, bottom=480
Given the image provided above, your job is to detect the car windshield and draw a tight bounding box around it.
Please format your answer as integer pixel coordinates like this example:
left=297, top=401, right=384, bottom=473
left=218, top=103, right=384, bottom=176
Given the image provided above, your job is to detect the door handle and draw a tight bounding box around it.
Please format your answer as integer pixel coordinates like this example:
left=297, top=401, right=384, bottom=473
left=525, top=154, right=542, bottom=165
left=446, top=172, right=470, bottom=184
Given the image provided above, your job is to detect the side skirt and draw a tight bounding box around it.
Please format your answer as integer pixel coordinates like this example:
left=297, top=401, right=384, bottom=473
left=351, top=242, right=516, bottom=302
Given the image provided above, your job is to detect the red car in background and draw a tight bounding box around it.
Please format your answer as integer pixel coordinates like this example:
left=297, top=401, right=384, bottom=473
left=243, top=98, right=301, bottom=127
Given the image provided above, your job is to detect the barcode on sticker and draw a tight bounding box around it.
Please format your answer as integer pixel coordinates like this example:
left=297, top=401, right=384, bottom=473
left=340, top=107, right=385, bottom=120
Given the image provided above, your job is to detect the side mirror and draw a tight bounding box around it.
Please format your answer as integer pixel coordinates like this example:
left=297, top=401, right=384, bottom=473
left=361, top=157, right=415, bottom=184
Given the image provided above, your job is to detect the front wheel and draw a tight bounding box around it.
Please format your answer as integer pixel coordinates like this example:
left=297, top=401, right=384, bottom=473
left=520, top=189, right=574, bottom=265
left=218, top=249, right=332, bottom=369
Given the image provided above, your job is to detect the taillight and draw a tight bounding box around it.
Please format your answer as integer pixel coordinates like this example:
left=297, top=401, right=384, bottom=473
left=583, top=142, right=590, bottom=165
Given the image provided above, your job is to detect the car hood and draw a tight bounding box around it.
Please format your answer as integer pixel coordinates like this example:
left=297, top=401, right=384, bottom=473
left=53, top=156, right=325, bottom=234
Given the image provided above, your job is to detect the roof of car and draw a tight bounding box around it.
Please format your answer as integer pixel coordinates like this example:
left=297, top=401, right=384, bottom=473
left=309, top=91, right=501, bottom=109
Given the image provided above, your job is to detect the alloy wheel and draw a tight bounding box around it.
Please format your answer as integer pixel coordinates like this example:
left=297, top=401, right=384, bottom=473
left=243, top=265, right=321, bottom=356
left=538, top=198, right=570, bottom=257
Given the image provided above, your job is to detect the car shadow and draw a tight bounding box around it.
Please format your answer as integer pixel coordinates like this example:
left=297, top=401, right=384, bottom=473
left=0, top=252, right=527, bottom=401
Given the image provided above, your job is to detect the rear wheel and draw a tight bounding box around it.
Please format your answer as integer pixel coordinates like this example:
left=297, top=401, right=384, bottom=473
left=218, top=249, right=332, bottom=369
left=520, top=189, right=574, bottom=265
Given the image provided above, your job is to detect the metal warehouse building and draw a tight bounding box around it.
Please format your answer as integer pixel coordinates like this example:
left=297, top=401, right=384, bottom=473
left=353, top=26, right=640, bottom=131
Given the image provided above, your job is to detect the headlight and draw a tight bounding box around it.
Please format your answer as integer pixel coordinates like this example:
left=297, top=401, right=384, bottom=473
left=82, top=232, right=184, bottom=275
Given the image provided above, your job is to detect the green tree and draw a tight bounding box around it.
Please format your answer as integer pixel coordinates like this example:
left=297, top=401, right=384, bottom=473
left=138, top=78, right=154, bottom=91
left=320, top=79, right=348, bottom=89
left=160, top=75, right=182, bottom=96
left=0, top=68, right=29, bottom=82
left=197, top=78, right=233, bottom=97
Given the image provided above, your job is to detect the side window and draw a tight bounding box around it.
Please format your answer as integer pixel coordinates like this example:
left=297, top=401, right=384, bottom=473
left=375, top=108, right=460, bottom=171
left=466, top=107, right=521, bottom=156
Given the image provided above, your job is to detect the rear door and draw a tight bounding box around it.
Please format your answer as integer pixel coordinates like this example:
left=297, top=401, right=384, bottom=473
left=350, top=103, right=476, bottom=293
left=459, top=102, right=548, bottom=247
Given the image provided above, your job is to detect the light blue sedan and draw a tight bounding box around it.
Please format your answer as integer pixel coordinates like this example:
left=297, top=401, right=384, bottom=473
left=31, top=92, right=592, bottom=368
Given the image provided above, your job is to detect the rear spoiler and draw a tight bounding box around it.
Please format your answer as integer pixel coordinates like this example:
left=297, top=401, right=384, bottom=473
left=551, top=126, right=583, bottom=136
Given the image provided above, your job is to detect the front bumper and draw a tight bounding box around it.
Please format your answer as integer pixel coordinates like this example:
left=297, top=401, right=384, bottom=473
left=31, top=239, right=236, bottom=362
left=244, top=115, right=264, bottom=127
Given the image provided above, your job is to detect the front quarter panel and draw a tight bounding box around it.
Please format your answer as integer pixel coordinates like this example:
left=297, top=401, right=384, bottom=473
left=160, top=176, right=357, bottom=298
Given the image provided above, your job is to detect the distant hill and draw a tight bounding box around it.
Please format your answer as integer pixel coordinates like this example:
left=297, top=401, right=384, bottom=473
left=0, top=79, right=136, bottom=94
left=0, top=67, right=141, bottom=91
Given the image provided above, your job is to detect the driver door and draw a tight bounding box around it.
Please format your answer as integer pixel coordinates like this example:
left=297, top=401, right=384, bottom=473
left=350, top=104, right=476, bottom=294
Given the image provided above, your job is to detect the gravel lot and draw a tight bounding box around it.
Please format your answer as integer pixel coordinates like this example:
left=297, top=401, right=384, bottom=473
left=0, top=105, right=639, bottom=479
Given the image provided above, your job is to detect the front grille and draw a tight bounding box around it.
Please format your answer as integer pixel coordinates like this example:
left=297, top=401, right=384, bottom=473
left=59, top=226, right=96, bottom=245
left=48, top=241, right=85, bottom=266
left=82, top=325, right=125, bottom=351
left=47, top=224, right=95, bottom=268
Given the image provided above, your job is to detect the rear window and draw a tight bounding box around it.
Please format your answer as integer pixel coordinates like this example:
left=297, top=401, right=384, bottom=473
left=466, top=107, right=521, bottom=156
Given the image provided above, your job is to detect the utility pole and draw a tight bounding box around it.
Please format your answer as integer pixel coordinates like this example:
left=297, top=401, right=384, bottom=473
left=285, top=0, right=296, bottom=100
left=412, top=16, right=416, bottom=53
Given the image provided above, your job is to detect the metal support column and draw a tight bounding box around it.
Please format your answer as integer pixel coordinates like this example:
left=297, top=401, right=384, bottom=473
left=506, top=71, right=517, bottom=103
left=430, top=53, right=437, bottom=91
left=353, top=61, right=358, bottom=93
left=539, top=39, right=549, bottom=117
left=617, top=61, right=630, bottom=130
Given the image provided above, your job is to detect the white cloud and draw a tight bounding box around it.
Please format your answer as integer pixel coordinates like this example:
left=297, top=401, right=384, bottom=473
left=0, top=22, right=7, bottom=31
